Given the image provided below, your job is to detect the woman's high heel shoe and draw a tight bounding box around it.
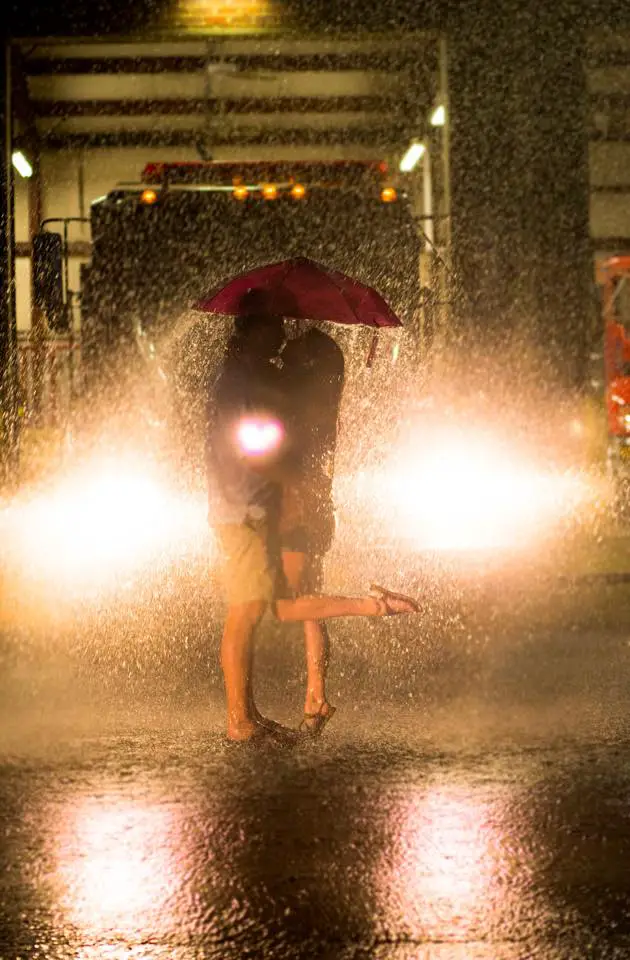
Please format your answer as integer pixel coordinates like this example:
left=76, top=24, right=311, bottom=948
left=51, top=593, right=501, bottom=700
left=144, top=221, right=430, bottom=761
left=369, top=584, right=420, bottom=615
left=299, top=703, right=336, bottom=737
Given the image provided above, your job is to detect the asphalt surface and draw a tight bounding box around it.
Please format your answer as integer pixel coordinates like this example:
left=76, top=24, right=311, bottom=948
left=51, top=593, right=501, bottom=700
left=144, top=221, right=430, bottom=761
left=2, top=580, right=630, bottom=960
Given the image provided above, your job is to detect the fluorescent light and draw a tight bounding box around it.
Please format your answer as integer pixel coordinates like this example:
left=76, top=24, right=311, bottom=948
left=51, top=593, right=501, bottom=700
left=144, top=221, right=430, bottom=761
left=399, top=141, right=426, bottom=173
left=430, top=104, right=446, bottom=127
left=12, top=151, right=33, bottom=178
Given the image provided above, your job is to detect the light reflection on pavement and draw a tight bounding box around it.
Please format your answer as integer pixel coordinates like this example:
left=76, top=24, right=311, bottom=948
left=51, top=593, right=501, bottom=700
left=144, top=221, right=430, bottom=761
left=2, top=563, right=630, bottom=958
left=375, top=784, right=500, bottom=941
left=52, top=795, right=187, bottom=940
left=1, top=693, right=630, bottom=960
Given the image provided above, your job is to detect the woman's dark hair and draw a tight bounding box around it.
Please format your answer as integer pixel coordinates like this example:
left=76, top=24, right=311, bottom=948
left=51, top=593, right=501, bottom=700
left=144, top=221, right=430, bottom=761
left=282, top=328, right=345, bottom=379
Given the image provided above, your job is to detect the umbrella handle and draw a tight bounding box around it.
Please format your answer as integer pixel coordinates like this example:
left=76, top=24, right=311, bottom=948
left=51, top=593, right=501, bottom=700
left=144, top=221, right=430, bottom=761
left=366, top=332, right=379, bottom=368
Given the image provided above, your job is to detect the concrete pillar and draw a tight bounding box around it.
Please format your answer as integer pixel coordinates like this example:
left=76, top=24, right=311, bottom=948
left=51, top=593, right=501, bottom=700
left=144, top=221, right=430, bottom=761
left=448, top=2, right=593, bottom=388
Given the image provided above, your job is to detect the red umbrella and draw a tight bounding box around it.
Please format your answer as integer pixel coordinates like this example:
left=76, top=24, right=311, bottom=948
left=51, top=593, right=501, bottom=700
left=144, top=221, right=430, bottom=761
left=195, top=256, right=403, bottom=329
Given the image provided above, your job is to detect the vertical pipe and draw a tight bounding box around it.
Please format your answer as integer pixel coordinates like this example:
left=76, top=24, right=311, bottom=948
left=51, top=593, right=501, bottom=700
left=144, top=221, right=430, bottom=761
left=418, top=146, right=435, bottom=352
left=29, top=138, right=47, bottom=423
left=431, top=32, right=451, bottom=366
left=438, top=33, right=451, bottom=262
left=63, top=218, right=75, bottom=416
left=0, top=40, right=19, bottom=485
left=422, top=147, right=434, bottom=248
left=77, top=149, right=86, bottom=223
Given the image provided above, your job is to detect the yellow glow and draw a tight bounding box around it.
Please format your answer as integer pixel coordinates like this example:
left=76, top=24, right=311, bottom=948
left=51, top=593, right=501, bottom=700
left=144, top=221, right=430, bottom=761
left=140, top=188, right=158, bottom=205
left=261, top=183, right=278, bottom=200
left=176, top=0, right=280, bottom=33
left=1, top=455, right=209, bottom=598
left=367, top=429, right=589, bottom=552
left=376, top=785, right=499, bottom=936
left=291, top=183, right=306, bottom=199
left=381, top=186, right=397, bottom=203
left=233, top=185, right=249, bottom=200
left=53, top=796, right=187, bottom=939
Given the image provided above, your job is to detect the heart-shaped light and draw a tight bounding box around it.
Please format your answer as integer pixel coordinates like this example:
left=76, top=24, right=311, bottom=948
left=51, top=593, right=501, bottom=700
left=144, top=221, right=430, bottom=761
left=236, top=417, right=284, bottom=456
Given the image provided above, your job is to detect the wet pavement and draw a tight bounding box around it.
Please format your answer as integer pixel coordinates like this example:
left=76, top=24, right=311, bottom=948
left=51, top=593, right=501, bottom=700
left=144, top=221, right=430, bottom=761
left=2, top=608, right=630, bottom=959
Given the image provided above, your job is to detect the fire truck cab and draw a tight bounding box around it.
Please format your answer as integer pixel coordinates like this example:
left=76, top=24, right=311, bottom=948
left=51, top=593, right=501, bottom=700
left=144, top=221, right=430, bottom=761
left=600, top=255, right=630, bottom=485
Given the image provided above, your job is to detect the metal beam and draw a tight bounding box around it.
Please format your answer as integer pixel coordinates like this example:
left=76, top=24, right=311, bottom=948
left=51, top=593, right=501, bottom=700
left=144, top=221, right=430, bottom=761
left=40, top=125, right=408, bottom=149
left=35, top=113, right=394, bottom=137
left=591, top=93, right=630, bottom=108
left=591, top=184, right=630, bottom=193
left=16, top=240, right=92, bottom=257
left=26, top=56, right=206, bottom=75
left=34, top=96, right=398, bottom=117
left=24, top=52, right=425, bottom=75
left=29, top=71, right=405, bottom=104
left=587, top=53, right=630, bottom=68
left=17, top=32, right=435, bottom=54
left=593, top=237, right=630, bottom=250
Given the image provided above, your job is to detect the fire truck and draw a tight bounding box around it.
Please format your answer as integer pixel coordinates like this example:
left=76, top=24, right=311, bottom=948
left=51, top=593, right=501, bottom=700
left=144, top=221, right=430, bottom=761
left=32, top=160, right=422, bottom=459
left=600, top=255, right=630, bottom=490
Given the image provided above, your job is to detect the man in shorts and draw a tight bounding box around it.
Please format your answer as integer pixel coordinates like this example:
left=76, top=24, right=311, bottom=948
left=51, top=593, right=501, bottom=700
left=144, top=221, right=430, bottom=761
left=207, top=305, right=419, bottom=745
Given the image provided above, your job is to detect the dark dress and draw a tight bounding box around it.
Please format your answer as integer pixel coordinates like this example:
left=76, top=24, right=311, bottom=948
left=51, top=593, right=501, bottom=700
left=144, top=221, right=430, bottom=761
left=279, top=330, right=345, bottom=566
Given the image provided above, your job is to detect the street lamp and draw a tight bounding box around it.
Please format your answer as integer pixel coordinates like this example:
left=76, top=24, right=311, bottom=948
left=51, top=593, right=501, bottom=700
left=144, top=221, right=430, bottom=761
left=399, top=140, right=426, bottom=173
left=12, top=150, right=32, bottom=178
left=430, top=104, right=446, bottom=127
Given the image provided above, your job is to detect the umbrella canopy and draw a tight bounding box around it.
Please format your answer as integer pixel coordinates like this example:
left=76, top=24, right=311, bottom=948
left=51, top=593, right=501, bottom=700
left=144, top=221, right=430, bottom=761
left=195, top=256, right=403, bottom=329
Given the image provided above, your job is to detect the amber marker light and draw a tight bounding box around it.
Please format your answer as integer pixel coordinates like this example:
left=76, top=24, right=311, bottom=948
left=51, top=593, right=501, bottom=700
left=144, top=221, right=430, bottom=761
left=140, top=189, right=158, bottom=205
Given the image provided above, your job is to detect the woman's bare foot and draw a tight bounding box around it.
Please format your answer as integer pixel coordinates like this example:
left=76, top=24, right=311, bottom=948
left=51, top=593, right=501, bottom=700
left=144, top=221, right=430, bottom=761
left=369, top=584, right=420, bottom=616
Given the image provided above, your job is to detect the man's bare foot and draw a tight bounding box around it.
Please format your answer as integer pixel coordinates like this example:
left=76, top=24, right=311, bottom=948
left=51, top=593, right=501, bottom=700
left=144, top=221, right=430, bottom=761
left=226, top=719, right=262, bottom=742
left=369, top=584, right=420, bottom=616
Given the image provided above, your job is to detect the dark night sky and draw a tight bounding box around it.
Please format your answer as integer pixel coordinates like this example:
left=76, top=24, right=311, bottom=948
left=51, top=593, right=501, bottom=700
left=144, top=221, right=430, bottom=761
left=5, top=0, right=628, bottom=41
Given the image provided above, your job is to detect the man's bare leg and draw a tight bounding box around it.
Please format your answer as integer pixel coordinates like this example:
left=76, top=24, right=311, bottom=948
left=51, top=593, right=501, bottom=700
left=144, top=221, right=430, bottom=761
left=221, top=600, right=266, bottom=741
left=223, top=584, right=416, bottom=739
